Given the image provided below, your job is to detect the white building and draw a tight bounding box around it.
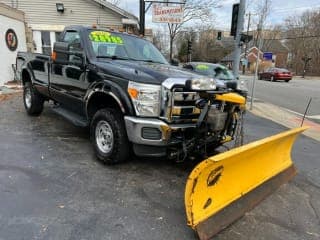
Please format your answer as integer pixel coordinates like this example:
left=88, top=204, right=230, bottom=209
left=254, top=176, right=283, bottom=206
left=1, top=0, right=139, bottom=54
left=0, top=2, right=27, bottom=85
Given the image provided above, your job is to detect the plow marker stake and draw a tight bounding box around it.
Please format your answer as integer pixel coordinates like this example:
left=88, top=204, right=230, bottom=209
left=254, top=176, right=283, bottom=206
left=185, top=127, right=308, bottom=240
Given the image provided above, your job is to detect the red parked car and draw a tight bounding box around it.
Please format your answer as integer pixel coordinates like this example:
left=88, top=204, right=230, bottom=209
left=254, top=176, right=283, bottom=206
left=258, top=68, right=292, bottom=82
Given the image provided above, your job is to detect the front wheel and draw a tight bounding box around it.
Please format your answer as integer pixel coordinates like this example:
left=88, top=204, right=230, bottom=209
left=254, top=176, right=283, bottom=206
left=23, top=82, right=44, bottom=116
left=90, top=108, right=129, bottom=164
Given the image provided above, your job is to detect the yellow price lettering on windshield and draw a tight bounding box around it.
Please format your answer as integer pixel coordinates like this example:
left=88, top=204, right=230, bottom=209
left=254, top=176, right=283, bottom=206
left=90, top=31, right=123, bottom=44
left=196, top=64, right=209, bottom=70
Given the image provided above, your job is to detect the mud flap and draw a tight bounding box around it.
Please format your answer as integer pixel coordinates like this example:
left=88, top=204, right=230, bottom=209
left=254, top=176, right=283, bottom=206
left=185, top=127, right=308, bottom=240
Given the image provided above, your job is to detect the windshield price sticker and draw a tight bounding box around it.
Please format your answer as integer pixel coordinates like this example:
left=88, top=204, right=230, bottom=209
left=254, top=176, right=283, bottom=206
left=196, top=64, right=209, bottom=70
left=90, top=31, right=123, bottom=44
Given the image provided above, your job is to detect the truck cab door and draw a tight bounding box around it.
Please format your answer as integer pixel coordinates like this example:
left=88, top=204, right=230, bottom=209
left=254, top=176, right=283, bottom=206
left=50, top=30, right=89, bottom=115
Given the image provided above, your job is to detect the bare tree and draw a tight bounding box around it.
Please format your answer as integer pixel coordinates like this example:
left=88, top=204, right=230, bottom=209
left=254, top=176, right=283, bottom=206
left=262, top=25, right=283, bottom=50
left=176, top=25, right=234, bottom=63
left=285, top=9, right=320, bottom=75
left=153, top=26, right=171, bottom=57
left=251, top=0, right=272, bottom=46
left=105, top=0, right=121, bottom=6
left=252, top=0, right=272, bottom=46
left=167, top=0, right=221, bottom=60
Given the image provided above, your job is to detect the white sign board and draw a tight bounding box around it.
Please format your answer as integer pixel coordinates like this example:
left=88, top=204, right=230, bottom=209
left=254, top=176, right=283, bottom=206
left=152, top=4, right=184, bottom=24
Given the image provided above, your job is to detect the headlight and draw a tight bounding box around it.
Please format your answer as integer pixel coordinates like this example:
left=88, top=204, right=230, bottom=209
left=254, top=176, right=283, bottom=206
left=186, top=78, right=216, bottom=91
left=237, top=79, right=248, bottom=92
left=128, top=81, right=161, bottom=117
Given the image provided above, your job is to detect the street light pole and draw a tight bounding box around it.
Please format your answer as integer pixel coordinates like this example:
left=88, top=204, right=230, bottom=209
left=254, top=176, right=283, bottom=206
left=232, top=0, right=246, bottom=79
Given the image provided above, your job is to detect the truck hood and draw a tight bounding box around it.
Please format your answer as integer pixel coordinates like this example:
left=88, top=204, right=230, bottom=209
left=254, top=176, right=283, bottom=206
left=94, top=59, right=203, bottom=85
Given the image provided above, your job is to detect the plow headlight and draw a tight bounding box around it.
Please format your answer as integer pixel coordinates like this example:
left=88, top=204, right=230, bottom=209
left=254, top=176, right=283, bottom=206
left=237, top=79, right=248, bottom=92
left=128, top=81, right=161, bottom=117
left=187, top=78, right=217, bottom=91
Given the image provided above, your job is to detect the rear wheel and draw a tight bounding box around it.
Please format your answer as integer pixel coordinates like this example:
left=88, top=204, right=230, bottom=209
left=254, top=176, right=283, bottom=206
left=91, top=108, right=129, bottom=164
left=23, top=82, right=44, bottom=116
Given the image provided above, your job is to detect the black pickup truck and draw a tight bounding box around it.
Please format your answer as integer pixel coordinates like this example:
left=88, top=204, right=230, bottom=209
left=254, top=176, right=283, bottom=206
left=17, top=26, right=246, bottom=164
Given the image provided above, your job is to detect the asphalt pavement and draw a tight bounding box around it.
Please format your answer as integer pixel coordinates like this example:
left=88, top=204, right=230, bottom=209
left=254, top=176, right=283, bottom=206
left=0, top=93, right=319, bottom=240
left=243, top=76, right=320, bottom=122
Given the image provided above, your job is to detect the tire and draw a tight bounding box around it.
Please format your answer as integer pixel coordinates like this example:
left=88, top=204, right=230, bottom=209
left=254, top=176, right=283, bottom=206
left=270, top=76, right=275, bottom=82
left=90, top=108, right=129, bottom=164
left=23, top=82, right=44, bottom=116
left=285, top=80, right=290, bottom=82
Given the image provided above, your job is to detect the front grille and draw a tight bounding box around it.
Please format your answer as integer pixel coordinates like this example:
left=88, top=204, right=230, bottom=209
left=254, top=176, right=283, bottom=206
left=167, top=90, right=201, bottom=123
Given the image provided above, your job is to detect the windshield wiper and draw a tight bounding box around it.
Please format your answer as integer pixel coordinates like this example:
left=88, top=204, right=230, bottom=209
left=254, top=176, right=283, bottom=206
left=96, top=55, right=129, bottom=60
left=97, top=56, right=166, bottom=64
left=128, top=58, right=165, bottom=64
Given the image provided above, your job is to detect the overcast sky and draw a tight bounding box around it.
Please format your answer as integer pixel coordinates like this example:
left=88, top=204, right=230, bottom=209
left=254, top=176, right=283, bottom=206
left=118, top=0, right=320, bottom=30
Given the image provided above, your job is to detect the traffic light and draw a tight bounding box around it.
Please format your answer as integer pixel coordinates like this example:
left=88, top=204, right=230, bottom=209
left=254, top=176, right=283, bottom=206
left=187, top=40, right=192, bottom=54
left=240, top=33, right=253, bottom=43
left=230, top=3, right=239, bottom=37
left=217, top=31, right=222, bottom=40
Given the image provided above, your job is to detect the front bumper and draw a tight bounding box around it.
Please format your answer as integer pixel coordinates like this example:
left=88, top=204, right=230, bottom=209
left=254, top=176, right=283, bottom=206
left=124, top=116, right=196, bottom=146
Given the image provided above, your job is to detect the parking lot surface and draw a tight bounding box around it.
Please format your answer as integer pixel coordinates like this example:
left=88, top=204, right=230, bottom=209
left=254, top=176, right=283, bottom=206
left=0, top=94, right=319, bottom=240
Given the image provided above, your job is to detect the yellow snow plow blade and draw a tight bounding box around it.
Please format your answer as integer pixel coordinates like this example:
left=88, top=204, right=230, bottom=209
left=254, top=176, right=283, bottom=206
left=185, top=127, right=308, bottom=240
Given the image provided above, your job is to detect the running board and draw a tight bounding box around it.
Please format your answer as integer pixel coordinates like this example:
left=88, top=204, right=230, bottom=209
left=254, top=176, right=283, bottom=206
left=51, top=106, right=88, bottom=127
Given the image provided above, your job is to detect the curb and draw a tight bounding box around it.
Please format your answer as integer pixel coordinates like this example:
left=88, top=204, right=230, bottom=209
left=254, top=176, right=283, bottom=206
left=0, top=84, right=23, bottom=95
left=248, top=101, right=320, bottom=142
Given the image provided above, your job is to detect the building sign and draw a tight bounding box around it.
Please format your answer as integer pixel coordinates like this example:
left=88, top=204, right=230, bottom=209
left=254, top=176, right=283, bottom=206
left=152, top=4, right=184, bottom=24
left=263, top=52, right=273, bottom=61
left=5, top=29, right=18, bottom=51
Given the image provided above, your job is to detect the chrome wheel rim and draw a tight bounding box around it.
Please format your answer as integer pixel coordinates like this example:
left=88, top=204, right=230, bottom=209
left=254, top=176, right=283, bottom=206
left=95, top=120, right=114, bottom=154
left=25, top=87, right=32, bottom=109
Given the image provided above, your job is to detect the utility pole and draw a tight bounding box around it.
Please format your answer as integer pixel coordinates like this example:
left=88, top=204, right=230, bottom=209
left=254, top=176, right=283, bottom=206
left=242, top=12, right=251, bottom=74
left=187, top=33, right=192, bottom=62
left=232, top=0, right=246, bottom=79
left=250, top=21, right=263, bottom=110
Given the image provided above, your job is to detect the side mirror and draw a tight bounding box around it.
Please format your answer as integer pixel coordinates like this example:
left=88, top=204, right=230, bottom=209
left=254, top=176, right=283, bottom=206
left=52, top=42, right=69, bottom=64
left=171, top=58, right=179, bottom=66
left=52, top=42, right=85, bottom=67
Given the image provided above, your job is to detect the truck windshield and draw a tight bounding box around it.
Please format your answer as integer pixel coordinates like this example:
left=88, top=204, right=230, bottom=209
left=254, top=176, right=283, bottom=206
left=88, top=30, right=168, bottom=64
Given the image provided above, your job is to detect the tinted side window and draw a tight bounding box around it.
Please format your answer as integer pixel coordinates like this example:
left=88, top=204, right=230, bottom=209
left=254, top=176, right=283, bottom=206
left=183, top=65, right=193, bottom=70
left=41, top=31, right=51, bottom=55
left=63, top=31, right=82, bottom=50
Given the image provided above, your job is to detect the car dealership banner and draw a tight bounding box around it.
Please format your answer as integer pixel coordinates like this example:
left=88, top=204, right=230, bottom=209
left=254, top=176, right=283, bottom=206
left=152, top=4, right=184, bottom=24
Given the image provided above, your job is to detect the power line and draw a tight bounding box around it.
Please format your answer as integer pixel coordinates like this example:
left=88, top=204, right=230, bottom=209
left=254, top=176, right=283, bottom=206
left=264, top=35, right=320, bottom=41
left=273, top=4, right=320, bottom=12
